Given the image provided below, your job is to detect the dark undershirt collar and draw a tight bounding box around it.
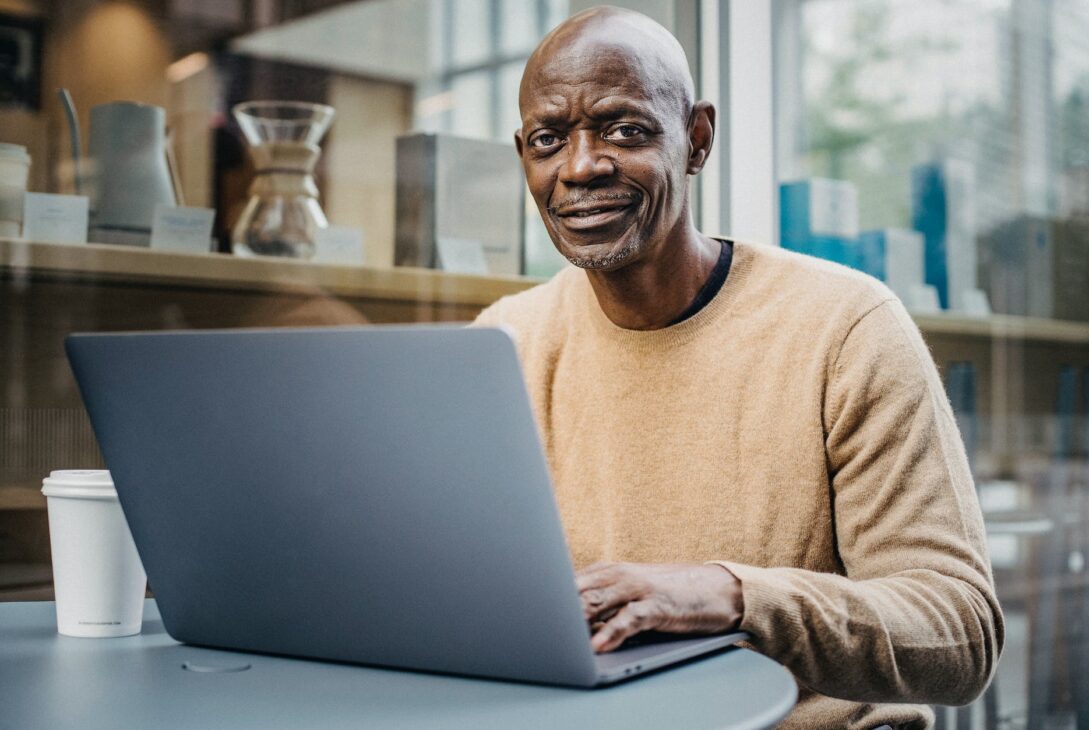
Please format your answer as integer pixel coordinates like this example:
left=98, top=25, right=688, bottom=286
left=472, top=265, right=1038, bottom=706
left=668, top=239, right=734, bottom=326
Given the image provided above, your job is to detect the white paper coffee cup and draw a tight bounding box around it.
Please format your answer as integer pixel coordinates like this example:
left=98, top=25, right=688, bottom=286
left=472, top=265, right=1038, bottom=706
left=42, top=470, right=147, bottom=638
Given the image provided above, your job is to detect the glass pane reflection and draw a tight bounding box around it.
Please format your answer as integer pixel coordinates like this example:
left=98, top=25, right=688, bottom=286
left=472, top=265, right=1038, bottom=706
left=776, top=0, right=1089, bottom=725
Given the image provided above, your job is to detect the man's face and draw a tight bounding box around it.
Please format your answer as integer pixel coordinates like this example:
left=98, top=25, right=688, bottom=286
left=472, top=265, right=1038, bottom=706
left=516, top=46, right=692, bottom=270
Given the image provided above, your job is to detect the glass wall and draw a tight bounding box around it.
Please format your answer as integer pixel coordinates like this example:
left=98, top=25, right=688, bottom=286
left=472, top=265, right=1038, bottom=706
left=774, top=0, right=1089, bottom=726
left=2, top=0, right=1087, bottom=724
left=0, top=0, right=702, bottom=595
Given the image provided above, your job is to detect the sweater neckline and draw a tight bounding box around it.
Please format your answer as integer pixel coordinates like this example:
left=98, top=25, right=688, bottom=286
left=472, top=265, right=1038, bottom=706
left=581, top=238, right=756, bottom=351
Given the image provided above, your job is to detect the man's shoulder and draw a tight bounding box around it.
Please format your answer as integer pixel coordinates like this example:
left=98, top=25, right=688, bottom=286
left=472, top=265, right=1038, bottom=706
left=471, top=265, right=583, bottom=339
left=737, top=240, right=898, bottom=324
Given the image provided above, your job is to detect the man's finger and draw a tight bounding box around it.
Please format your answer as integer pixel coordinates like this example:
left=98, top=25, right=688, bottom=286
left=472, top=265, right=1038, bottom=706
left=575, top=562, right=621, bottom=591
left=590, top=600, right=656, bottom=653
left=580, top=585, right=634, bottom=622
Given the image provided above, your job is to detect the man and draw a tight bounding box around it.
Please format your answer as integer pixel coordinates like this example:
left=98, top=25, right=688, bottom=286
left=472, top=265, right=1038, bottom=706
left=474, top=7, right=1003, bottom=729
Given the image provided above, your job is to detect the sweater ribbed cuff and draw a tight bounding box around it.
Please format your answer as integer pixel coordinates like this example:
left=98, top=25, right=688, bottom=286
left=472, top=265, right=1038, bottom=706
left=707, top=560, right=799, bottom=652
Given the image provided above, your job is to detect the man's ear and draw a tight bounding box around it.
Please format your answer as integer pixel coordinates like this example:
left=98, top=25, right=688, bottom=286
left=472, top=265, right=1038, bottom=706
left=686, top=101, right=715, bottom=175
left=514, top=130, right=525, bottom=159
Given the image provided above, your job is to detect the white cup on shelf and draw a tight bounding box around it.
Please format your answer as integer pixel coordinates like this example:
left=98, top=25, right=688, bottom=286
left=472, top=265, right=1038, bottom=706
left=41, top=470, right=147, bottom=638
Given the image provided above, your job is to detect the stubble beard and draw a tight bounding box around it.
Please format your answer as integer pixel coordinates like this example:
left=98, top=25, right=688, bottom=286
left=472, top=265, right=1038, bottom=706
left=564, top=239, right=642, bottom=270
left=545, top=191, right=646, bottom=270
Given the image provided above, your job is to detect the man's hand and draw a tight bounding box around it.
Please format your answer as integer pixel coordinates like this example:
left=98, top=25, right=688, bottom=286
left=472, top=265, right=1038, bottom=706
left=576, top=562, right=744, bottom=653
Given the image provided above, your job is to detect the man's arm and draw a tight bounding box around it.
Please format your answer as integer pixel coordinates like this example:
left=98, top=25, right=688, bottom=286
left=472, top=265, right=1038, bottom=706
left=581, top=299, right=1003, bottom=706
left=725, top=299, right=1002, bottom=704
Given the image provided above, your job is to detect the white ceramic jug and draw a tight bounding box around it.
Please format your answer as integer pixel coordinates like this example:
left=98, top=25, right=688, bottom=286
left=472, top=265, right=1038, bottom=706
left=0, top=143, right=31, bottom=237
left=88, top=102, right=176, bottom=245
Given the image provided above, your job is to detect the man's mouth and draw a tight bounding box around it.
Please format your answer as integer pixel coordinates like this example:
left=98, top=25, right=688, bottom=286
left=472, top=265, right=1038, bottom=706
left=552, top=195, right=640, bottom=231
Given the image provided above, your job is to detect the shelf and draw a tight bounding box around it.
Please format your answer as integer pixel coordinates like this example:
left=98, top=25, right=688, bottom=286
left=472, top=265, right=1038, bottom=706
left=913, top=312, right=1089, bottom=345
left=3, top=238, right=1088, bottom=344
left=0, top=563, right=52, bottom=591
left=0, top=487, right=46, bottom=511
left=0, top=238, right=541, bottom=307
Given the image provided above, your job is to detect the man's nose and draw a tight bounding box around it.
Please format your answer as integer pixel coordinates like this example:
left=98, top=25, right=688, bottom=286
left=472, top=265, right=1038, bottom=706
left=560, top=132, right=615, bottom=185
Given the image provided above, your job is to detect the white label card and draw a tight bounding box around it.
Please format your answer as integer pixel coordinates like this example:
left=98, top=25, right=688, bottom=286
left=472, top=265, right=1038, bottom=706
left=809, top=179, right=860, bottom=239
left=22, top=193, right=89, bottom=245
left=150, top=205, right=216, bottom=253
left=437, top=237, right=489, bottom=275
left=313, top=225, right=365, bottom=266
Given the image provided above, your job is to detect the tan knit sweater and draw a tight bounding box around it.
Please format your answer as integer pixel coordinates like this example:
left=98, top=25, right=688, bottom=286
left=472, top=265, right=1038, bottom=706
left=473, top=241, right=1003, bottom=729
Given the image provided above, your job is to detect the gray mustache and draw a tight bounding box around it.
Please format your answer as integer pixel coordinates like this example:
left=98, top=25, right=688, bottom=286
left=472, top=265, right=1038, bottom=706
left=547, top=192, right=640, bottom=213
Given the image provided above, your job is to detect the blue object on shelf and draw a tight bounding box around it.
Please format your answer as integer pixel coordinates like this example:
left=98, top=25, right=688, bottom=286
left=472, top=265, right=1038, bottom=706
left=780, top=181, right=813, bottom=243
left=857, top=228, right=929, bottom=306
left=912, top=163, right=949, bottom=309
left=1056, top=365, right=1079, bottom=458
left=945, top=361, right=978, bottom=469
left=912, top=160, right=979, bottom=312
left=780, top=179, right=860, bottom=269
left=856, top=230, right=887, bottom=280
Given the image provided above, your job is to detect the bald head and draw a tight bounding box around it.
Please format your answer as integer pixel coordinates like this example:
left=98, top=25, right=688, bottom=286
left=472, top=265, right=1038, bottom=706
left=514, top=5, right=715, bottom=274
left=521, top=6, right=696, bottom=119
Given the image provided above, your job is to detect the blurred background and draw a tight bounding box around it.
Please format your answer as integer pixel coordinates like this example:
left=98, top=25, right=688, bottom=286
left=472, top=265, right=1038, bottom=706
left=1, top=1, right=1087, bottom=727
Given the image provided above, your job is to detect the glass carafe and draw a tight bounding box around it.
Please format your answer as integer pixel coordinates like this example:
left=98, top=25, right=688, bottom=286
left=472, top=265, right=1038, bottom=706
left=230, top=101, right=335, bottom=259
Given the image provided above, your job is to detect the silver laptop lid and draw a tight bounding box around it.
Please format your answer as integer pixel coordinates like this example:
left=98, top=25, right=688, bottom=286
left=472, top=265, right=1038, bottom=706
left=67, top=326, right=600, bottom=686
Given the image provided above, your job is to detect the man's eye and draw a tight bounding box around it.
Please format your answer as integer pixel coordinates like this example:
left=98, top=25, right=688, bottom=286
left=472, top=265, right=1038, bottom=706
left=530, top=133, right=562, bottom=148
left=605, top=124, right=645, bottom=142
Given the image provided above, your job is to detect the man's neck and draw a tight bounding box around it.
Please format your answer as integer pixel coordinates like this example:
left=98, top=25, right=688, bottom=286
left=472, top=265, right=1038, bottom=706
left=584, top=223, right=721, bottom=330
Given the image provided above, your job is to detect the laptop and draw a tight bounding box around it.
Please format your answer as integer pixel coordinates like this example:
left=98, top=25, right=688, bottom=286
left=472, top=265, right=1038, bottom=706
left=65, top=325, right=744, bottom=687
